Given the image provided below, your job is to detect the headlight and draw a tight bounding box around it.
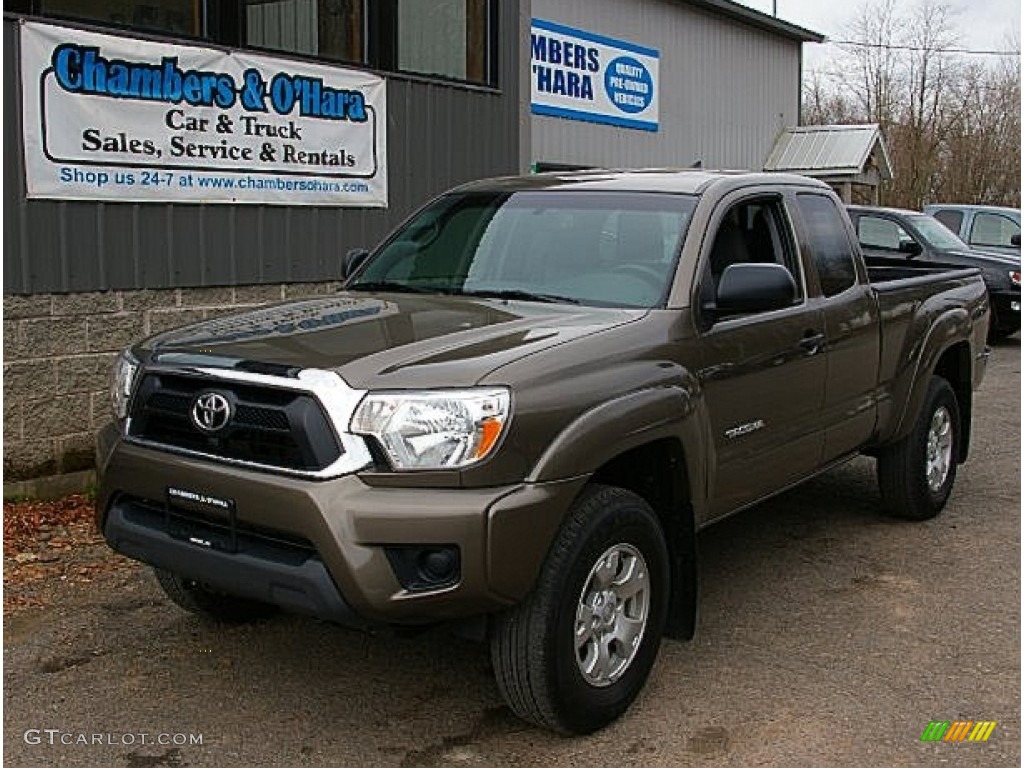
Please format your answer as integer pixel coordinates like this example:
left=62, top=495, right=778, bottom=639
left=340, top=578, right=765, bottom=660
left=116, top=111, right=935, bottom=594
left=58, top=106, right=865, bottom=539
left=110, top=350, right=139, bottom=420
left=350, top=388, right=511, bottom=470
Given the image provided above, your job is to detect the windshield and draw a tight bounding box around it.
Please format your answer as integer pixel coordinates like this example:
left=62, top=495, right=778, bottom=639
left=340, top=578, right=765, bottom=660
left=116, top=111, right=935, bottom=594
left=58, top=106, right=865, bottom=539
left=350, top=190, right=697, bottom=308
left=911, top=214, right=970, bottom=251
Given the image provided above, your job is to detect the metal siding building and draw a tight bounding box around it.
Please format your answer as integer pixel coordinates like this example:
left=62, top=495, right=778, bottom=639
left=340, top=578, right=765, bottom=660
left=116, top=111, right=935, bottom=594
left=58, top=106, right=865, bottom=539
left=2, top=1, right=820, bottom=482
left=3, top=5, right=524, bottom=295
left=530, top=0, right=817, bottom=171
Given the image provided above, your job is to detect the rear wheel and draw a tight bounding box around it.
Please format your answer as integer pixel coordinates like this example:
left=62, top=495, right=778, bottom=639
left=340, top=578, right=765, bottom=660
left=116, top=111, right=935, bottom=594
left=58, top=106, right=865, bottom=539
left=877, top=376, right=960, bottom=520
left=490, top=485, right=669, bottom=734
left=154, top=568, right=277, bottom=623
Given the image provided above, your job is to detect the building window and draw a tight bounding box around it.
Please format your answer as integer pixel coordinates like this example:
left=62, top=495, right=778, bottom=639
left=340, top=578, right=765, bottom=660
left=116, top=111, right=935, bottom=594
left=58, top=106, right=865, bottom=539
left=396, top=0, right=489, bottom=83
left=244, top=0, right=363, bottom=64
left=24, top=0, right=495, bottom=87
left=39, top=0, right=202, bottom=37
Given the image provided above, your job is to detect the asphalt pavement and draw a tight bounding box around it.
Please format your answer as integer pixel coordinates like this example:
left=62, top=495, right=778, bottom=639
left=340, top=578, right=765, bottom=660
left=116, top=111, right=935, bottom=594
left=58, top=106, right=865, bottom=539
left=4, top=340, right=1020, bottom=767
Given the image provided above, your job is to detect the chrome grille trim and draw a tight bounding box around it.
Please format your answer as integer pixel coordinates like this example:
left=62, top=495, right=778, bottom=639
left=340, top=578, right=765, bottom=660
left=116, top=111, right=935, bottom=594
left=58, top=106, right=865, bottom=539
left=124, top=365, right=373, bottom=480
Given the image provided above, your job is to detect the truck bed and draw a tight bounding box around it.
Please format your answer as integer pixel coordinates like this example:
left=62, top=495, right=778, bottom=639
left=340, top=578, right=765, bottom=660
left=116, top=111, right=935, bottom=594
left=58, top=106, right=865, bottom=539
left=864, top=255, right=982, bottom=286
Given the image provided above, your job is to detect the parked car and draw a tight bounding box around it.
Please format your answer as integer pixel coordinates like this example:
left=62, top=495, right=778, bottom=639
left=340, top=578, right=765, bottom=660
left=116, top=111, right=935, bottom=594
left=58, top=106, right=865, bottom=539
left=924, top=204, right=1021, bottom=256
left=97, top=171, right=989, bottom=734
left=848, top=204, right=1020, bottom=341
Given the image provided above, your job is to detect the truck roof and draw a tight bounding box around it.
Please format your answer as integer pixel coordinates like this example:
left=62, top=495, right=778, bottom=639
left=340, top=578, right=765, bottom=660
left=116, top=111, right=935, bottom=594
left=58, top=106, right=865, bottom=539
left=452, top=169, right=830, bottom=196
left=923, top=203, right=1020, bottom=220
left=847, top=204, right=924, bottom=218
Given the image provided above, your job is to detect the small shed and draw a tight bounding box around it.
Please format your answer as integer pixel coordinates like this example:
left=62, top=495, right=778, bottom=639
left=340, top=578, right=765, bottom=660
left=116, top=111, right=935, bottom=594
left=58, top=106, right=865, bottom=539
left=764, top=124, right=893, bottom=203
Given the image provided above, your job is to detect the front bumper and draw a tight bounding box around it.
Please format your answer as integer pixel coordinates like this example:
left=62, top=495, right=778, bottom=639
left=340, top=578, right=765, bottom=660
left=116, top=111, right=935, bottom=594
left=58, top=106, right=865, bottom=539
left=95, top=424, right=586, bottom=626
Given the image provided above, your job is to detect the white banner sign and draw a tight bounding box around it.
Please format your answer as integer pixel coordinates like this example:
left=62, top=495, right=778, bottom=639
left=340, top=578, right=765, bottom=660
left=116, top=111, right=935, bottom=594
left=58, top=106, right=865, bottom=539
left=530, top=18, right=659, bottom=132
left=20, top=20, right=387, bottom=206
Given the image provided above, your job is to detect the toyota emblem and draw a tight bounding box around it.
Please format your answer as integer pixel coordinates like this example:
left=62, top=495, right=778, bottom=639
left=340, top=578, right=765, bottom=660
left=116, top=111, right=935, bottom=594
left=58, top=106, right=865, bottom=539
left=190, top=391, right=232, bottom=433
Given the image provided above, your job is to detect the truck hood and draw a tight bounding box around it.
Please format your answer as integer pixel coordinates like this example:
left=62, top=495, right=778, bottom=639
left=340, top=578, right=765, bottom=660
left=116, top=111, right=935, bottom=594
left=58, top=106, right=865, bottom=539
left=139, top=292, right=646, bottom=389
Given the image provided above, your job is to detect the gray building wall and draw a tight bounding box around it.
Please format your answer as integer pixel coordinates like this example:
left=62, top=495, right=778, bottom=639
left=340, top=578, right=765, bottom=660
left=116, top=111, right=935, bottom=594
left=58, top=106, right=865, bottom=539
left=3, top=7, right=523, bottom=295
left=529, top=0, right=803, bottom=171
left=2, top=6, right=524, bottom=482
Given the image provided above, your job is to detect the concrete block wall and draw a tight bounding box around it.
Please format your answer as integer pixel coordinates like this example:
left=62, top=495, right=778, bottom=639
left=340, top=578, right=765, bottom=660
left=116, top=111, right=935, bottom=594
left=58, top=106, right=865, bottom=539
left=3, top=282, right=342, bottom=481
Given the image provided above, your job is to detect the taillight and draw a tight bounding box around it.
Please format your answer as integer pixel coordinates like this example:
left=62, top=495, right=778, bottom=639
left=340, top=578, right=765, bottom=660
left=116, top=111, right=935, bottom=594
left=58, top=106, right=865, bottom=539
left=1010, top=271, right=1021, bottom=287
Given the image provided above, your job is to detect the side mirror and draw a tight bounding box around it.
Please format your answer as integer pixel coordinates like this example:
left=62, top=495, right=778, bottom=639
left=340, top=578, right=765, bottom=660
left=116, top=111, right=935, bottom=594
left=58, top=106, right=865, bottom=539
left=715, top=263, right=797, bottom=314
left=898, top=240, right=923, bottom=257
left=342, top=248, right=370, bottom=280
left=1011, top=234, right=1021, bottom=247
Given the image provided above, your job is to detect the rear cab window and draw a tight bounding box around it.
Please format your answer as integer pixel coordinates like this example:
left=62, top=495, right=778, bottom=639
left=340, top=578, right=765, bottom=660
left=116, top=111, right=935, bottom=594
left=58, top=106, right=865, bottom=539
left=796, top=194, right=859, bottom=297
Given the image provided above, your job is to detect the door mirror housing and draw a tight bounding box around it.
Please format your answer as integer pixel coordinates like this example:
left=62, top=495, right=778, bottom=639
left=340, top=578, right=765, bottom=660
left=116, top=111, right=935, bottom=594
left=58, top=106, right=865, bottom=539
left=342, top=248, right=370, bottom=280
left=714, top=263, right=797, bottom=315
left=1011, top=234, right=1021, bottom=247
left=898, top=239, right=923, bottom=256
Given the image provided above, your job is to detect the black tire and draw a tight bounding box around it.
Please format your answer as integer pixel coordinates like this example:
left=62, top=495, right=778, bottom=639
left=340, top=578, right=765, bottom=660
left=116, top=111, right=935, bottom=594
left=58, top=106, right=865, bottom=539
left=877, top=376, right=960, bottom=520
left=490, top=485, right=670, bottom=734
left=153, top=568, right=277, bottom=623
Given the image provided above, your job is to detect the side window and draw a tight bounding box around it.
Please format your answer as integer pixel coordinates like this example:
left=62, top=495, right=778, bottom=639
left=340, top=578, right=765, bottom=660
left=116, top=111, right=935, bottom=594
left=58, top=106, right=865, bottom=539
left=857, top=216, right=911, bottom=251
left=796, top=194, right=858, bottom=297
left=933, top=209, right=964, bottom=235
left=969, top=213, right=1020, bottom=248
left=701, top=197, right=802, bottom=308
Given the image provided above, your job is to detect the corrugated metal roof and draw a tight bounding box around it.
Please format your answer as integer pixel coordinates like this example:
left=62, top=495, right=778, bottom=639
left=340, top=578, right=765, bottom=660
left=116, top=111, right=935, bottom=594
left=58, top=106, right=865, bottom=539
left=764, top=124, right=893, bottom=179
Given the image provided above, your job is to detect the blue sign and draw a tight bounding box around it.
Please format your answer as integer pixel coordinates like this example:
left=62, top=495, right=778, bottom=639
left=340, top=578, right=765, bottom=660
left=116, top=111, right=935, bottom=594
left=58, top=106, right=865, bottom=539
left=530, top=19, right=659, bottom=132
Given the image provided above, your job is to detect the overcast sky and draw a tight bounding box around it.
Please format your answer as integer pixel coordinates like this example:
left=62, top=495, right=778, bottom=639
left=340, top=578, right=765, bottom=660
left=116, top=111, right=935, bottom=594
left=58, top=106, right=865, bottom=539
left=735, top=0, right=1021, bottom=73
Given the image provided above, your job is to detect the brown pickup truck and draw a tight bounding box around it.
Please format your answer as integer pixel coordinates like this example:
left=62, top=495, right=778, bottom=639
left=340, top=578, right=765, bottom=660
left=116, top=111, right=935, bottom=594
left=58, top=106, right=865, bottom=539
left=96, top=170, right=990, bottom=734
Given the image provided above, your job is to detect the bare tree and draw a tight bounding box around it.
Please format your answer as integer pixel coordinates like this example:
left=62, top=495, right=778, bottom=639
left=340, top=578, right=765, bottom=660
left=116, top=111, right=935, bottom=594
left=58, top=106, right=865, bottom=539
left=801, top=0, right=1021, bottom=209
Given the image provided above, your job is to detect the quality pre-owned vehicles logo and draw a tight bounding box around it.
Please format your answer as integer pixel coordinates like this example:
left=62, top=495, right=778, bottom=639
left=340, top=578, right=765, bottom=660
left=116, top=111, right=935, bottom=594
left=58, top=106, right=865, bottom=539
left=529, top=18, right=659, bottom=132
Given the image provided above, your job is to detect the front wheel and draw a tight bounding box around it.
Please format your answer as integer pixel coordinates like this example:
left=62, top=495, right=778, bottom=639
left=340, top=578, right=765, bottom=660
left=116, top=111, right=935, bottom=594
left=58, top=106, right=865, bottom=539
left=877, top=376, right=960, bottom=520
left=490, top=485, right=669, bottom=734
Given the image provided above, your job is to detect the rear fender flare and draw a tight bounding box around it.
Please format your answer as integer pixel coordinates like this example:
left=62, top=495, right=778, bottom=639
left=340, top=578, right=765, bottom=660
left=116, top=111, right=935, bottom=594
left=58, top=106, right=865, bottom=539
left=889, top=307, right=970, bottom=445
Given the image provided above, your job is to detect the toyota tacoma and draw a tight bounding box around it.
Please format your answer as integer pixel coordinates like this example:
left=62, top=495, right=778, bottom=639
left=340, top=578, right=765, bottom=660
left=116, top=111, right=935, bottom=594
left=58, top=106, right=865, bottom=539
left=96, top=170, right=990, bottom=733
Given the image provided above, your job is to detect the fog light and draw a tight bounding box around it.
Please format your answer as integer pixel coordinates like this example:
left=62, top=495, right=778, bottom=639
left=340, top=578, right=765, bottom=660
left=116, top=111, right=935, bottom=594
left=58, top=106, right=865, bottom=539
left=420, top=548, right=457, bottom=582
left=385, top=545, right=461, bottom=591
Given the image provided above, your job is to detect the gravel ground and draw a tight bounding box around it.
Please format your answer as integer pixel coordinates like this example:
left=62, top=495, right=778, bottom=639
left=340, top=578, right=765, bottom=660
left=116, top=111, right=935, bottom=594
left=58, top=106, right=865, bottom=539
left=4, top=341, right=1019, bottom=768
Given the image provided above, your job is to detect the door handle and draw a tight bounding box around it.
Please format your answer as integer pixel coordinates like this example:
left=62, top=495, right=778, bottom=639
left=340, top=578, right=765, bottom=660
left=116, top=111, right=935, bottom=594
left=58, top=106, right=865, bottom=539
left=799, top=331, right=826, bottom=355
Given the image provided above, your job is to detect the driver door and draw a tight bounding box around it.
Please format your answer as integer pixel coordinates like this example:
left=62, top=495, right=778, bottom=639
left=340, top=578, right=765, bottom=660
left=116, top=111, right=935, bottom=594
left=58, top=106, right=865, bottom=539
left=695, top=193, right=827, bottom=517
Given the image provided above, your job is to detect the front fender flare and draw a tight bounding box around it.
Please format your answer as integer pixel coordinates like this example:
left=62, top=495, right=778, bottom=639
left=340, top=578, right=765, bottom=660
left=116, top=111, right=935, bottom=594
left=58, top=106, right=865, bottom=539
left=526, top=385, right=698, bottom=483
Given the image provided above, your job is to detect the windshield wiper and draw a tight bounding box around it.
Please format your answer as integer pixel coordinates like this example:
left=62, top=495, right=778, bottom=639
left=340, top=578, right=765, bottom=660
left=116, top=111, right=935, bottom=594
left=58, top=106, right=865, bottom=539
left=348, top=281, right=450, bottom=294
left=458, top=288, right=581, bottom=305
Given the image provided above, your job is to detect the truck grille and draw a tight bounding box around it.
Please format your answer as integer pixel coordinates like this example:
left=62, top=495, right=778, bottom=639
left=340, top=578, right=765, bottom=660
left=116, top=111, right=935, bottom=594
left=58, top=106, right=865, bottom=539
left=127, top=372, right=342, bottom=472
